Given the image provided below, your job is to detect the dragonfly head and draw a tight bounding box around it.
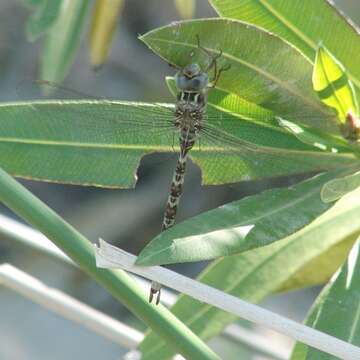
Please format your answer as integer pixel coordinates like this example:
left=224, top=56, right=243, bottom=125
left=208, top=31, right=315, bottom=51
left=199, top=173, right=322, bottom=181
left=183, top=63, right=201, bottom=78
left=175, top=63, right=209, bottom=92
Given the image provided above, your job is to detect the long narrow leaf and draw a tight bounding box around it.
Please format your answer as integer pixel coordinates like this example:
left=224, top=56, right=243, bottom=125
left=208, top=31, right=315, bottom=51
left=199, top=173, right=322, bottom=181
left=174, top=0, right=195, bottom=19
left=89, top=0, right=124, bottom=69
left=41, top=0, right=90, bottom=83
left=210, top=0, right=360, bottom=105
left=138, top=187, right=360, bottom=359
left=22, top=0, right=62, bottom=41
left=136, top=168, right=358, bottom=266
left=321, top=171, right=360, bottom=202
left=140, top=18, right=340, bottom=134
left=0, top=101, right=354, bottom=187
left=313, top=45, right=358, bottom=121
left=167, top=77, right=351, bottom=152
left=291, top=238, right=360, bottom=359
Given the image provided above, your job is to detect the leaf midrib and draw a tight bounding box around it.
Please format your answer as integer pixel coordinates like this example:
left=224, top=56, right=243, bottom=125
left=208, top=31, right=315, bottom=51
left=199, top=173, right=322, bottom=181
left=0, top=137, right=173, bottom=151
left=2, top=136, right=354, bottom=160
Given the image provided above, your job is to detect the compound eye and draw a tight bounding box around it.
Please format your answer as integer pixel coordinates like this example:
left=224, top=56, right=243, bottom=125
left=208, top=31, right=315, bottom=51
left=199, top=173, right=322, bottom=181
left=190, top=78, right=200, bottom=88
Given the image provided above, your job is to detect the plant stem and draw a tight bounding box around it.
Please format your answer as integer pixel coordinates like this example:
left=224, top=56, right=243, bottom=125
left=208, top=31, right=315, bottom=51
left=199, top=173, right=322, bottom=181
left=0, top=167, right=219, bottom=360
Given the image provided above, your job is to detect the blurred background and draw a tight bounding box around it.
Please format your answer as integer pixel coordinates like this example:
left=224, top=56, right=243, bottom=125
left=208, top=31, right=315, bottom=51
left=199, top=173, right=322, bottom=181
left=0, top=0, right=359, bottom=359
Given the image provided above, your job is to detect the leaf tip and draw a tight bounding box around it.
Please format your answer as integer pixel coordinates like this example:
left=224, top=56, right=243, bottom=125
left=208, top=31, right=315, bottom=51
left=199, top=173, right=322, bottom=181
left=316, top=41, right=324, bottom=51
left=135, top=253, right=153, bottom=266
left=138, top=34, right=145, bottom=42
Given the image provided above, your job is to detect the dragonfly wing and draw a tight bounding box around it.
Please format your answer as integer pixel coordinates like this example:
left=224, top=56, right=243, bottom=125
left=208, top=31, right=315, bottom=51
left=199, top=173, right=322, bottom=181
left=191, top=118, right=357, bottom=185
left=0, top=100, right=177, bottom=187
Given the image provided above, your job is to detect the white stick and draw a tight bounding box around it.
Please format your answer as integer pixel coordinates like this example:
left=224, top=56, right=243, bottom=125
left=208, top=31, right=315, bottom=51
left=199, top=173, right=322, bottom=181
left=0, top=263, right=143, bottom=348
left=95, top=239, right=360, bottom=360
left=0, top=214, right=289, bottom=359
left=0, top=214, right=71, bottom=263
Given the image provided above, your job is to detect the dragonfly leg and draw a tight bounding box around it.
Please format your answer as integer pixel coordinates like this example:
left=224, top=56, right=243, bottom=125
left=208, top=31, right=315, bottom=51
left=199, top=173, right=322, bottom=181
left=194, top=35, right=230, bottom=87
left=195, top=35, right=222, bottom=74
left=168, top=62, right=181, bottom=71
left=210, top=63, right=232, bottom=88
left=149, top=281, right=162, bottom=305
left=172, top=130, right=176, bottom=152
left=156, top=289, right=161, bottom=305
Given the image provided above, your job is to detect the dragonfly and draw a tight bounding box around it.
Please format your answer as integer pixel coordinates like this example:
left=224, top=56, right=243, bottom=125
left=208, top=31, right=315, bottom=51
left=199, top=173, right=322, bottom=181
left=10, top=38, right=357, bottom=305
left=148, top=37, right=232, bottom=304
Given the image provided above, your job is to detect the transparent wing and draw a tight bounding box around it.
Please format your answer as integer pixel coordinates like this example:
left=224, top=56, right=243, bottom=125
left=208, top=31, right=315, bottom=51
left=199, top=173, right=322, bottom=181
left=16, top=79, right=347, bottom=150
left=190, top=114, right=356, bottom=184
left=15, top=79, right=178, bottom=149
left=11, top=80, right=356, bottom=187
left=9, top=100, right=178, bottom=149
left=0, top=100, right=183, bottom=187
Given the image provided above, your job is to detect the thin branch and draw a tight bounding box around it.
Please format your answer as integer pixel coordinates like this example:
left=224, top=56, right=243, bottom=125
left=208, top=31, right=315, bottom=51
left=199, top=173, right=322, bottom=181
left=223, top=325, right=290, bottom=360
left=0, top=214, right=72, bottom=263
left=0, top=264, right=143, bottom=348
left=95, top=239, right=360, bottom=360
left=0, top=214, right=177, bottom=305
left=0, top=213, right=289, bottom=359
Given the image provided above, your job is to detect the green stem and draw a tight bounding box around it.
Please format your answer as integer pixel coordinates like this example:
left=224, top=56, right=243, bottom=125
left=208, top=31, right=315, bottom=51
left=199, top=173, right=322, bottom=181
left=0, top=167, right=219, bottom=360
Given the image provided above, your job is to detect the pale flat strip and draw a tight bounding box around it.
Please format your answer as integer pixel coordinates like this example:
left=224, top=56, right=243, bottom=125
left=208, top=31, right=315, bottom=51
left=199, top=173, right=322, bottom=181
left=0, top=214, right=176, bottom=305
left=95, top=239, right=360, bottom=360
left=223, top=324, right=289, bottom=360
left=0, top=213, right=289, bottom=359
left=0, top=263, right=143, bottom=348
left=0, top=214, right=71, bottom=264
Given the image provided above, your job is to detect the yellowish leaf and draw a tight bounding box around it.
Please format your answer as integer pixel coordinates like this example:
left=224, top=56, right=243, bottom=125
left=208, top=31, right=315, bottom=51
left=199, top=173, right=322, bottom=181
left=313, top=45, right=358, bottom=122
left=89, top=0, right=124, bottom=69
left=174, top=0, right=195, bottom=19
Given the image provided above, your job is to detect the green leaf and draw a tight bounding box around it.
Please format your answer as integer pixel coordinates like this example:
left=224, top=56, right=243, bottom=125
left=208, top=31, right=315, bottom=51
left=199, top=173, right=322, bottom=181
left=138, top=188, right=360, bottom=359
left=279, top=233, right=357, bottom=292
left=89, top=0, right=124, bottom=69
left=41, top=0, right=90, bottom=84
left=278, top=117, right=349, bottom=152
left=168, top=76, right=351, bottom=153
left=136, top=168, right=358, bottom=266
left=22, top=0, right=62, bottom=41
left=166, top=77, right=311, bottom=151
left=0, top=101, right=355, bottom=188
left=174, top=0, right=195, bottom=19
left=140, top=18, right=340, bottom=134
left=0, top=101, right=174, bottom=188
left=291, top=238, right=360, bottom=359
left=313, top=45, right=358, bottom=122
left=321, top=171, right=360, bottom=203
left=21, top=0, right=43, bottom=6
left=210, top=0, right=360, bottom=106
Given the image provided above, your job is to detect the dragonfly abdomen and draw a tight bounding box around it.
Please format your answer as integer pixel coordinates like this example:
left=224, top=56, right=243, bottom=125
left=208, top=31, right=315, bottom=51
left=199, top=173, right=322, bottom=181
left=162, top=145, right=191, bottom=230
left=149, top=147, right=191, bottom=304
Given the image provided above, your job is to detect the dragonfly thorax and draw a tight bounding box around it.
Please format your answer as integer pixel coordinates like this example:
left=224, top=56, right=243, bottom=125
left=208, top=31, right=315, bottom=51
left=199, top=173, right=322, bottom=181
left=174, top=64, right=209, bottom=144
left=175, top=63, right=209, bottom=92
left=174, top=101, right=203, bottom=142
